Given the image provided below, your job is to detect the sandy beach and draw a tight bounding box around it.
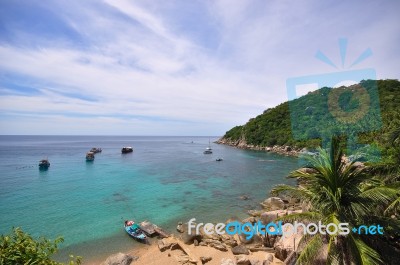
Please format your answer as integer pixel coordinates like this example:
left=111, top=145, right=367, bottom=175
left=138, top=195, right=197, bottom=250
left=89, top=235, right=285, bottom=265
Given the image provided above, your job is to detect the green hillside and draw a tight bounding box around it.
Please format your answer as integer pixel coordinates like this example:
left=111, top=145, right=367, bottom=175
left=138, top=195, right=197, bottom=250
left=221, top=79, right=400, bottom=162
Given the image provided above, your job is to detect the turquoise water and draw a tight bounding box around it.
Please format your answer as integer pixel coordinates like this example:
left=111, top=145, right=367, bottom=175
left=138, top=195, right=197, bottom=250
left=0, top=136, right=298, bottom=262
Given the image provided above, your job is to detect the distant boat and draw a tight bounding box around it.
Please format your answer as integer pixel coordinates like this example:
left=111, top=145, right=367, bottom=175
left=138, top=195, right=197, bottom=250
left=38, top=159, right=50, bottom=169
left=90, top=147, right=102, bottom=153
left=216, top=158, right=223, bottom=161
left=124, top=220, right=147, bottom=242
left=121, top=147, right=133, bottom=153
left=86, top=152, right=95, bottom=161
left=203, top=139, right=212, bottom=154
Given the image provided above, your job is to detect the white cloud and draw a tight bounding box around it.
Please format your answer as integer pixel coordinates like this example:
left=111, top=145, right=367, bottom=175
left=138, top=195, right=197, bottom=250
left=0, top=0, right=399, bottom=135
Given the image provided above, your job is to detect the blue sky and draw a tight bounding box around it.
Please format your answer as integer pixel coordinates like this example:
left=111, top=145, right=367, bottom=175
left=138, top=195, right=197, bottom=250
left=0, top=0, right=399, bottom=135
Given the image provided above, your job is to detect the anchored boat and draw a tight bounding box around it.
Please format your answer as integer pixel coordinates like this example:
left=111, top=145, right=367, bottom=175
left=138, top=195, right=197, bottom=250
left=86, top=152, right=95, bottom=161
left=203, top=139, right=212, bottom=154
left=38, top=159, right=50, bottom=169
left=121, top=147, right=133, bottom=153
left=124, top=220, right=147, bottom=242
left=90, top=147, right=102, bottom=153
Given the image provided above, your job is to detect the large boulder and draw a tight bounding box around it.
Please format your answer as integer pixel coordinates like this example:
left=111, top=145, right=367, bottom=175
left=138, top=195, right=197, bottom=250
left=260, top=210, right=286, bottom=224
left=177, top=222, right=184, bottom=233
left=235, top=255, right=250, bottom=265
left=298, top=167, right=317, bottom=174
left=181, top=224, right=202, bottom=244
left=221, top=258, right=236, bottom=265
left=261, top=197, right=284, bottom=210
left=263, top=253, right=274, bottom=265
left=238, top=233, right=254, bottom=244
left=247, top=210, right=263, bottom=217
left=274, top=245, right=288, bottom=261
left=200, top=256, right=212, bottom=264
left=232, top=245, right=250, bottom=255
left=210, top=242, right=228, bottom=252
left=102, top=253, right=137, bottom=265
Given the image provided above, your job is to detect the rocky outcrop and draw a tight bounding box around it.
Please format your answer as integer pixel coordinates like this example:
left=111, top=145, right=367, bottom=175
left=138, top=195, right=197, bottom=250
left=232, top=245, right=250, bottom=255
left=260, top=197, right=285, bottom=210
left=235, top=254, right=250, bottom=265
left=216, top=138, right=302, bottom=157
left=220, top=258, right=236, bottom=265
left=200, top=256, right=212, bottom=264
left=101, top=252, right=138, bottom=265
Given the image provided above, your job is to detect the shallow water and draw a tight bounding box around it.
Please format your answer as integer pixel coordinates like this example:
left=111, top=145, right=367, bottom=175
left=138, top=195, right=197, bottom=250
left=0, top=136, right=298, bottom=262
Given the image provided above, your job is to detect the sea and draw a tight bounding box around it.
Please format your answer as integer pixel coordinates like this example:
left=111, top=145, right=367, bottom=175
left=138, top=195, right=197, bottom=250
left=0, top=136, right=298, bottom=263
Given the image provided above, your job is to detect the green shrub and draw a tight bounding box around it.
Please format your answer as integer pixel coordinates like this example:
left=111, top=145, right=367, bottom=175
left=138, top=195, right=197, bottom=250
left=0, top=227, right=81, bottom=265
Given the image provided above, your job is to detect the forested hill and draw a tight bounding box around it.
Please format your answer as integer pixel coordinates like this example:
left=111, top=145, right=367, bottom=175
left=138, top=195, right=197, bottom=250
left=219, top=79, right=400, bottom=160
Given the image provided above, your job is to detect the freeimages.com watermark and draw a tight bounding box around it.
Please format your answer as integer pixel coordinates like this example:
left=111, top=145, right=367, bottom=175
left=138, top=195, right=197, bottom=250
left=188, top=218, right=384, bottom=240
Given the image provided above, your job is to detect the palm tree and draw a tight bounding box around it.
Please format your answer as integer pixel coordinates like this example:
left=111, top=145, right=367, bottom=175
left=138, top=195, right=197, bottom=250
left=389, top=127, right=400, bottom=145
left=271, top=138, right=400, bottom=265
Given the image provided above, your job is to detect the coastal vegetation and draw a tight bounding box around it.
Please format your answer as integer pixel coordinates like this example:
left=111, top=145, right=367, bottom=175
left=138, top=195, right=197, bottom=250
left=271, top=138, right=400, bottom=264
left=0, top=227, right=81, bottom=265
left=221, top=80, right=400, bottom=263
left=221, top=79, right=400, bottom=164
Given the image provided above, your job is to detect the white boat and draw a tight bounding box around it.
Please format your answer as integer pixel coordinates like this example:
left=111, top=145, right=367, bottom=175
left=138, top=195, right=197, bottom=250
left=203, top=139, right=213, bottom=154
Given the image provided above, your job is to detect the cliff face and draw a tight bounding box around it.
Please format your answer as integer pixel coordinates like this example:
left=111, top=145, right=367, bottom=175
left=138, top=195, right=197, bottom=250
left=218, top=79, right=400, bottom=159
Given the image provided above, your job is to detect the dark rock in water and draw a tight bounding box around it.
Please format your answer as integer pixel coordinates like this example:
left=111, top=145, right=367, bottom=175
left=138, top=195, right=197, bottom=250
left=177, top=222, right=184, bottom=233
left=232, top=245, right=250, bottom=255
left=239, top=195, right=250, bottom=200
left=102, top=252, right=137, bottom=265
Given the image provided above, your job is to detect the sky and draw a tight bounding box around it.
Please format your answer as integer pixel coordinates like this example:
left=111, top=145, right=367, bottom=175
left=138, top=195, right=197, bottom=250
left=0, top=0, right=399, bottom=136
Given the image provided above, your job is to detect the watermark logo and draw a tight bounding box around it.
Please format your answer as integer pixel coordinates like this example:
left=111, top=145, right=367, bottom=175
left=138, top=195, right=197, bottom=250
left=188, top=218, right=384, bottom=240
left=286, top=38, right=382, bottom=162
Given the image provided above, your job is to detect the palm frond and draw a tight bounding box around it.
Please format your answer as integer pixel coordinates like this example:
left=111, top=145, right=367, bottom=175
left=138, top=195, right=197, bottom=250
left=384, top=196, right=400, bottom=214
left=346, top=234, right=383, bottom=265
left=296, top=234, right=323, bottom=265
left=275, top=212, right=322, bottom=223
left=270, top=184, right=311, bottom=200
left=389, top=127, right=400, bottom=144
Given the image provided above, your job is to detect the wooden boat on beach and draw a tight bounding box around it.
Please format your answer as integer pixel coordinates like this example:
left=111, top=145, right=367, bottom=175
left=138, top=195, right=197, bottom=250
left=124, top=220, right=147, bottom=242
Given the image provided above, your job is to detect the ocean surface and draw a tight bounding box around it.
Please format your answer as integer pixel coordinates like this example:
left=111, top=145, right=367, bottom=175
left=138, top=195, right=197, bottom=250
left=0, top=136, right=298, bottom=262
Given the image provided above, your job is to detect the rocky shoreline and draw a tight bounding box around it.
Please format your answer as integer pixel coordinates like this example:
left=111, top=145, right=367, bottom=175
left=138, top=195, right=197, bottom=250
left=215, top=137, right=303, bottom=157
left=101, top=193, right=304, bottom=265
